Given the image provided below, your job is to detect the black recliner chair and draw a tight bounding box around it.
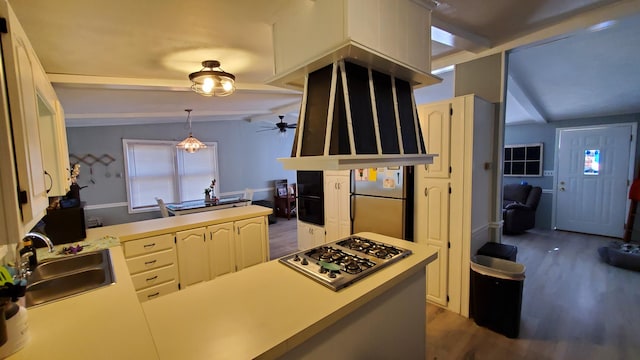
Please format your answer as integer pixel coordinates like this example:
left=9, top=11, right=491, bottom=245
left=502, top=184, right=542, bottom=234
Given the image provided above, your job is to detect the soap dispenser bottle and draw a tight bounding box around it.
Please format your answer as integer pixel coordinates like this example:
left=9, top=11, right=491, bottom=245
left=18, top=239, right=37, bottom=271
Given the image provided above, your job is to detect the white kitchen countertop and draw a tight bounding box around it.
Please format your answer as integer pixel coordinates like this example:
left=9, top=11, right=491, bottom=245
left=142, top=232, right=437, bottom=359
left=85, top=205, right=272, bottom=241
left=7, top=246, right=158, bottom=360
left=6, top=222, right=435, bottom=359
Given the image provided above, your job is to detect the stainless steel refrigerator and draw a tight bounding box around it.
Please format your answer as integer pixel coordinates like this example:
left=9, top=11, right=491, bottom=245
left=351, top=166, right=414, bottom=241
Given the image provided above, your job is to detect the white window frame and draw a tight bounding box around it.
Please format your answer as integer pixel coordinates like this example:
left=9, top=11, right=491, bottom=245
left=122, top=139, right=219, bottom=213
left=504, top=142, right=543, bottom=177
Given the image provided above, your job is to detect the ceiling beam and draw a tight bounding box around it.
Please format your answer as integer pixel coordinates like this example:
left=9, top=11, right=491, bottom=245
left=432, top=0, right=640, bottom=70
left=506, top=74, right=546, bottom=124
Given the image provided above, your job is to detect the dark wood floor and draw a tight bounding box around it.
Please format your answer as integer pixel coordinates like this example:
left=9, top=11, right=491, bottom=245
left=268, top=217, right=298, bottom=260
left=427, top=228, right=640, bottom=360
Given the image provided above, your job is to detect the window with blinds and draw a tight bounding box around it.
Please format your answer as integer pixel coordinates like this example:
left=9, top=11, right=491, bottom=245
left=123, top=139, right=219, bottom=212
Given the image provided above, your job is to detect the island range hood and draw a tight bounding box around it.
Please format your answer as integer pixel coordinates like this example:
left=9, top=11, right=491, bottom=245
left=269, top=0, right=442, bottom=171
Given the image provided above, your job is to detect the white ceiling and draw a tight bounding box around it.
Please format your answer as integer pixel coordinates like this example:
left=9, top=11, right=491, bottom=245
left=9, top=0, right=640, bottom=127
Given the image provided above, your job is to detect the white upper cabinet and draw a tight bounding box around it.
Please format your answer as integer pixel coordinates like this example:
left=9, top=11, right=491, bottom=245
left=1, top=1, right=48, bottom=233
left=36, top=72, right=70, bottom=197
left=0, top=0, right=68, bottom=243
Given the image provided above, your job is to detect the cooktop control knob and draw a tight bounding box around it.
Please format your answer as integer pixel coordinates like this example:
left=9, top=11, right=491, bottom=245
left=293, top=254, right=300, bottom=262
left=319, top=266, right=327, bottom=274
left=329, top=271, right=337, bottom=278
left=301, top=258, right=308, bottom=265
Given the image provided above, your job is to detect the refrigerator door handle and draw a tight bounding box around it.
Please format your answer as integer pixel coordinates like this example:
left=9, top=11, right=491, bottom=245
left=424, top=187, right=428, bottom=197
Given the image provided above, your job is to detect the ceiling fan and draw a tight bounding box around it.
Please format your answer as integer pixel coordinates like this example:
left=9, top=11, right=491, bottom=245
left=258, top=115, right=297, bottom=134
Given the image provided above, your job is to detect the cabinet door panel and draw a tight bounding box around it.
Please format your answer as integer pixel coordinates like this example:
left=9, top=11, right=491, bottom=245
left=337, top=175, right=351, bottom=238
left=325, top=172, right=351, bottom=243
left=7, top=31, right=47, bottom=228
left=415, top=178, right=450, bottom=306
left=418, top=101, right=451, bottom=179
left=207, top=222, right=235, bottom=279
left=176, top=227, right=207, bottom=288
left=235, top=217, right=267, bottom=270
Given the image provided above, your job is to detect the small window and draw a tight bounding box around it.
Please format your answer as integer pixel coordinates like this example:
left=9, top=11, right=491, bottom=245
left=504, top=143, right=543, bottom=177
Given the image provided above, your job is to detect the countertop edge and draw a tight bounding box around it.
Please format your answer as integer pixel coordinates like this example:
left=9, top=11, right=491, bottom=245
left=261, top=250, right=437, bottom=359
left=85, top=205, right=272, bottom=241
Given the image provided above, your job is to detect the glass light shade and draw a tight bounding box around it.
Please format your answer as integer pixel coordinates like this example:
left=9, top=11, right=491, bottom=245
left=177, top=133, right=207, bottom=153
left=189, top=60, right=236, bottom=97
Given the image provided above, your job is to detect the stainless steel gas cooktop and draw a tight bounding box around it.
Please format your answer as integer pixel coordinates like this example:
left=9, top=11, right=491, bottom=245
left=279, top=235, right=412, bottom=291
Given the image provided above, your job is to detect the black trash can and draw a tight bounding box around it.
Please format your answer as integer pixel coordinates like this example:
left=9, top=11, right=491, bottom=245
left=478, top=242, right=517, bottom=261
left=470, top=255, right=525, bottom=338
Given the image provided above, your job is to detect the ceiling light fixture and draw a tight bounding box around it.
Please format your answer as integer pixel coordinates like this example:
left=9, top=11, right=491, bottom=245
left=189, top=60, right=236, bottom=97
left=176, top=109, right=207, bottom=153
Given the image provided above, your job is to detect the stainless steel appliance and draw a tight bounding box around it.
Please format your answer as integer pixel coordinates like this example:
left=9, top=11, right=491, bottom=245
left=279, top=235, right=412, bottom=291
left=351, top=166, right=414, bottom=241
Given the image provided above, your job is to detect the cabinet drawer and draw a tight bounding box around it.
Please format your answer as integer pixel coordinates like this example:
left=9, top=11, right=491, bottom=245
left=123, top=234, right=174, bottom=258
left=130, top=264, right=178, bottom=291
left=126, top=249, right=176, bottom=274
left=136, top=280, right=178, bottom=302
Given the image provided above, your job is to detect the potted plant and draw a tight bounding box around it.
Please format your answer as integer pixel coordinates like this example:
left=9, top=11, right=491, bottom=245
left=204, top=187, right=212, bottom=201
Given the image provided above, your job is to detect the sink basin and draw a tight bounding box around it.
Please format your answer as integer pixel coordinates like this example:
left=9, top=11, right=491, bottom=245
left=29, top=250, right=107, bottom=282
left=25, top=249, right=115, bottom=307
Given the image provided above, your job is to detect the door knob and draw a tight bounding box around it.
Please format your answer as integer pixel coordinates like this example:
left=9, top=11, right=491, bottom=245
left=559, top=187, right=565, bottom=191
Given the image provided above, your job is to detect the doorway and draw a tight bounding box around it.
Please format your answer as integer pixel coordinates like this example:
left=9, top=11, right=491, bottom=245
left=553, top=123, right=636, bottom=237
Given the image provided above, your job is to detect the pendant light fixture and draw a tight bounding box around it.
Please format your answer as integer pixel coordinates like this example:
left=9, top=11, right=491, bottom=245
left=189, top=60, right=236, bottom=97
left=176, top=109, right=207, bottom=153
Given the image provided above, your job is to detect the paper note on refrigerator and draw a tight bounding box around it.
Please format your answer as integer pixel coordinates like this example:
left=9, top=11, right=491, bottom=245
left=355, top=168, right=368, bottom=181
left=368, top=168, right=377, bottom=181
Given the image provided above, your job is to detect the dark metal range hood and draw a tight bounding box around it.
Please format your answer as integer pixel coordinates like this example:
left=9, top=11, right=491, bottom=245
left=269, top=0, right=441, bottom=170
left=281, top=59, right=438, bottom=170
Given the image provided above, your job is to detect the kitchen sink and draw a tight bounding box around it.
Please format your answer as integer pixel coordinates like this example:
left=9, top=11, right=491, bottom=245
left=25, top=249, right=115, bottom=307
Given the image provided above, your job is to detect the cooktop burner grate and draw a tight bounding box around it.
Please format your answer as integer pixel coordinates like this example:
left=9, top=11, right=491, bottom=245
left=279, top=235, right=412, bottom=291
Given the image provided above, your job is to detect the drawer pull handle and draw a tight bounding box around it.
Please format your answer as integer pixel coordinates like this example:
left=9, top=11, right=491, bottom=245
left=147, top=292, right=160, bottom=299
left=146, top=275, right=158, bottom=282
left=143, top=243, right=156, bottom=248
left=144, top=260, right=157, bottom=266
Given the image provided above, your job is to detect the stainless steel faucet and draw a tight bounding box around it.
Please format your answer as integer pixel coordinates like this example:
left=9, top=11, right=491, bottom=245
left=24, top=232, right=56, bottom=253
left=14, top=232, right=56, bottom=282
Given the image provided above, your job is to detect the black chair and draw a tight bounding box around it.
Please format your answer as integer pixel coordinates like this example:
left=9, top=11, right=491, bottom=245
left=502, top=184, right=542, bottom=234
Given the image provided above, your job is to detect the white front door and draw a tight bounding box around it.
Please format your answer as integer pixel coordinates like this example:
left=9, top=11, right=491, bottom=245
left=555, top=124, right=634, bottom=237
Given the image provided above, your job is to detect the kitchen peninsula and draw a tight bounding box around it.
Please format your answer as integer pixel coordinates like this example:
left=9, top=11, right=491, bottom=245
left=8, top=205, right=436, bottom=359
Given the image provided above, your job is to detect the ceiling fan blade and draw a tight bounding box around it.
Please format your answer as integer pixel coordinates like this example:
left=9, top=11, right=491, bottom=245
left=286, top=123, right=297, bottom=128
left=256, top=128, right=277, bottom=132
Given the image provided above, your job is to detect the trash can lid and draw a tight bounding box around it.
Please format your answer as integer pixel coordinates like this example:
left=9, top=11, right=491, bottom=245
left=471, top=255, right=525, bottom=280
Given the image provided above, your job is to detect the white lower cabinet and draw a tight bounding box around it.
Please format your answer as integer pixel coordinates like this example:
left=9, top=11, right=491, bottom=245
left=175, top=227, right=208, bottom=288
left=297, top=221, right=325, bottom=250
left=207, top=222, right=235, bottom=279
left=324, top=171, right=351, bottom=242
left=235, top=217, right=269, bottom=270
left=123, top=233, right=179, bottom=302
left=176, top=216, right=269, bottom=289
